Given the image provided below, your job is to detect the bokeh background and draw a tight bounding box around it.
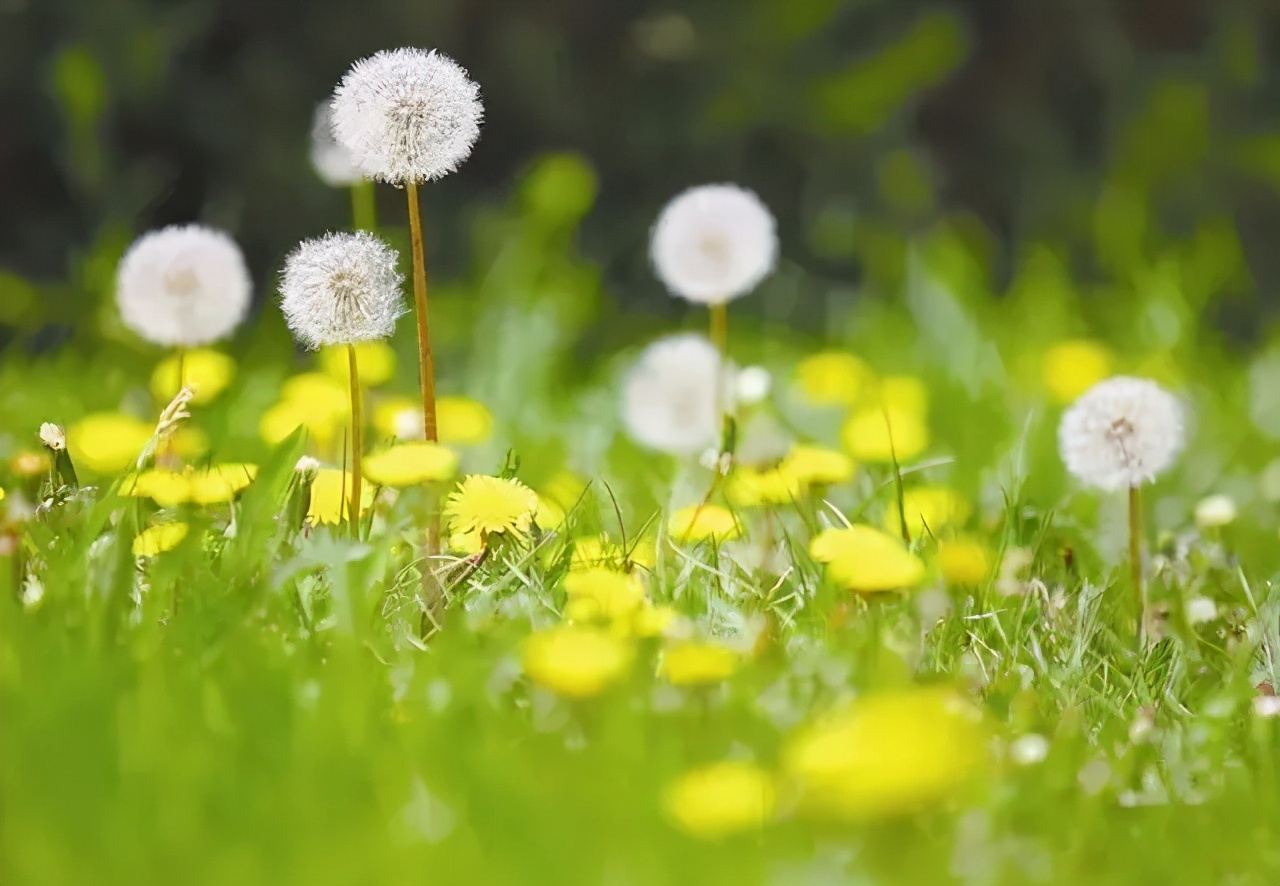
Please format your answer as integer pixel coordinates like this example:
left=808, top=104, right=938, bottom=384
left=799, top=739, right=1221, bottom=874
left=5, top=0, right=1280, bottom=352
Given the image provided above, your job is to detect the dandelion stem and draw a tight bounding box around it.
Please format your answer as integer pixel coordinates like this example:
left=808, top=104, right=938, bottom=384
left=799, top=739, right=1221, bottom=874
left=1128, top=484, right=1145, bottom=647
left=348, top=344, right=364, bottom=530
left=175, top=347, right=187, bottom=391
left=405, top=181, right=438, bottom=443
left=710, top=302, right=728, bottom=355
left=351, top=180, right=377, bottom=232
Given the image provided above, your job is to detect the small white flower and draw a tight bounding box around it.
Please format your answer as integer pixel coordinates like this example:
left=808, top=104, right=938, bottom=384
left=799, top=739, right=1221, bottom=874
left=650, top=184, right=777, bottom=305
left=622, top=334, right=724, bottom=455
left=279, top=231, right=405, bottom=349
left=38, top=422, right=66, bottom=451
left=331, top=48, right=483, bottom=185
left=1058, top=376, right=1185, bottom=492
left=1009, top=733, right=1050, bottom=766
left=1194, top=494, right=1237, bottom=528
left=294, top=456, right=321, bottom=476
left=1254, top=694, right=1280, bottom=717
left=734, top=365, right=772, bottom=406
left=310, top=101, right=363, bottom=187
left=1184, top=596, right=1218, bottom=625
left=116, top=224, right=252, bottom=347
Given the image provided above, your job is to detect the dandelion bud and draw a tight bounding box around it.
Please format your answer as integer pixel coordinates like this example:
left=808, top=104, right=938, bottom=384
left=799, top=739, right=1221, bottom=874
left=38, top=423, right=66, bottom=451
left=279, top=231, right=405, bottom=349
left=294, top=456, right=321, bottom=478
left=622, top=334, right=724, bottom=456
left=650, top=184, right=777, bottom=305
left=1058, top=377, right=1185, bottom=492
left=116, top=225, right=252, bottom=347
left=309, top=102, right=363, bottom=188
left=331, top=47, right=483, bottom=185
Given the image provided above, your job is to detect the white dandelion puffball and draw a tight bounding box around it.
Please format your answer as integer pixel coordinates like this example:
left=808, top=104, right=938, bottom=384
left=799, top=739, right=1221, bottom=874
left=279, top=231, right=405, bottom=349
left=116, top=225, right=252, bottom=347
left=622, top=334, right=725, bottom=455
left=650, top=184, right=778, bottom=305
left=310, top=101, right=363, bottom=187
left=331, top=48, right=483, bottom=185
left=1058, top=376, right=1185, bottom=492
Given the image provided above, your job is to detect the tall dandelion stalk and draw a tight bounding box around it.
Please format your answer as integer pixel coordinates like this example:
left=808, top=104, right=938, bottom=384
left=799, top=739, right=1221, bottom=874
left=331, top=47, right=483, bottom=443
left=1058, top=376, right=1185, bottom=645
left=280, top=232, right=406, bottom=528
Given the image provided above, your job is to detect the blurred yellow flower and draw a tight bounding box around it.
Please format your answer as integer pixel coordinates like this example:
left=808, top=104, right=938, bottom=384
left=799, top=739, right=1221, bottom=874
left=438, top=396, right=494, bottom=445
left=319, top=341, right=397, bottom=388
left=570, top=534, right=656, bottom=572
left=1042, top=339, right=1112, bottom=404
left=936, top=537, right=992, bottom=586
left=810, top=525, right=926, bottom=591
left=132, top=522, right=189, bottom=557
left=725, top=465, right=803, bottom=508
left=0, top=488, right=6, bottom=503
left=563, top=567, right=647, bottom=622
left=151, top=348, right=236, bottom=405
left=885, top=487, right=971, bottom=539
left=876, top=376, right=929, bottom=416
left=794, top=352, right=874, bottom=407
left=781, top=445, right=855, bottom=486
left=842, top=407, right=928, bottom=463
left=259, top=401, right=343, bottom=447
left=633, top=603, right=677, bottom=638
left=782, top=686, right=985, bottom=820
left=308, top=469, right=374, bottom=525
left=523, top=625, right=632, bottom=698
left=124, top=464, right=257, bottom=506
left=445, top=475, right=539, bottom=541
left=9, top=451, right=50, bottom=477
left=660, top=642, right=739, bottom=686
left=668, top=504, right=742, bottom=543
left=363, top=442, right=457, bottom=487
left=67, top=413, right=153, bottom=474
left=662, top=761, right=776, bottom=839
left=372, top=396, right=419, bottom=439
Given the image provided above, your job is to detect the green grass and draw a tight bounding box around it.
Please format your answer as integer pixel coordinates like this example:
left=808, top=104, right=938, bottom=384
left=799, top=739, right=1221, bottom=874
left=3, top=171, right=1280, bottom=886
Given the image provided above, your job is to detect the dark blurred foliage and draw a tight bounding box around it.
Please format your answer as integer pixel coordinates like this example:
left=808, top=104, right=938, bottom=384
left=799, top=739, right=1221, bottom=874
left=5, top=0, right=1280, bottom=342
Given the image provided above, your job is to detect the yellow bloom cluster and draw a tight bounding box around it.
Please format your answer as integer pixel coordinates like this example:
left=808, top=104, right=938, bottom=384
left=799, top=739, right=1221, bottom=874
left=810, top=525, right=926, bottom=591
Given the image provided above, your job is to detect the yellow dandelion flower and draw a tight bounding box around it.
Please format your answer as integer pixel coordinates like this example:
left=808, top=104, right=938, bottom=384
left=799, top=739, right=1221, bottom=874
left=0, top=488, right=6, bottom=504
left=438, top=396, right=494, bottom=445
left=151, top=348, right=236, bottom=405
left=10, top=451, right=51, bottom=477
left=67, top=413, right=153, bottom=474
left=363, top=442, right=458, bottom=487
left=782, top=686, right=986, bottom=820
left=259, top=400, right=344, bottom=447
left=810, top=525, right=927, bottom=592
left=563, top=567, right=647, bottom=623
left=308, top=469, right=375, bottom=525
left=662, top=761, right=776, bottom=840
left=448, top=530, right=484, bottom=556
left=794, top=352, right=874, bottom=407
left=725, top=465, right=803, bottom=508
left=1042, top=339, right=1112, bottom=404
left=282, top=372, right=351, bottom=414
left=132, top=522, right=189, bottom=557
left=569, top=534, right=656, bottom=572
left=445, top=475, right=539, bottom=541
left=781, top=444, right=855, bottom=486
left=841, top=406, right=928, bottom=463
left=318, top=341, right=397, bottom=388
left=668, top=504, right=743, bottom=543
left=372, top=396, right=419, bottom=439
left=124, top=464, right=256, bottom=506
left=884, top=487, right=971, bottom=539
left=633, top=603, right=678, bottom=638
left=523, top=625, right=632, bottom=698
left=660, top=641, right=740, bottom=686
left=875, top=375, right=929, bottom=416
left=936, top=537, right=991, bottom=586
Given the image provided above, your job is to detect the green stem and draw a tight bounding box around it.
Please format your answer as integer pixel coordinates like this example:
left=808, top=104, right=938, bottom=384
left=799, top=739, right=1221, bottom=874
left=405, top=181, right=438, bottom=443
left=1129, top=484, right=1145, bottom=647
left=351, top=180, right=376, bottom=232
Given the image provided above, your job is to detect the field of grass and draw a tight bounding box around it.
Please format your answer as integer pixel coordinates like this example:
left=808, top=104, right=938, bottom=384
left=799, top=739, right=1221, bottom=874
left=3, top=142, right=1280, bottom=886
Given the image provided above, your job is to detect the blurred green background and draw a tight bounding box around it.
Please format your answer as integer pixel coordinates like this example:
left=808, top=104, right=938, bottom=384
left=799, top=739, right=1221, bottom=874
left=4, top=0, right=1280, bottom=349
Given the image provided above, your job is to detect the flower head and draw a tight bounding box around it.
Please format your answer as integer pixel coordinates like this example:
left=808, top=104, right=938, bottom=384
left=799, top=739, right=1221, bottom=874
left=794, top=352, right=875, bottom=407
left=810, top=525, right=926, bottom=592
left=38, top=423, right=66, bottom=451
left=660, top=642, right=740, bottom=686
left=116, top=225, right=252, bottom=347
left=523, top=625, right=632, bottom=698
left=151, top=348, right=236, bottom=405
left=132, top=522, right=189, bottom=558
left=1058, top=376, right=1184, bottom=491
left=445, top=475, right=539, bottom=541
left=668, top=504, right=743, bottom=543
left=308, top=469, right=374, bottom=525
left=623, top=334, right=724, bottom=455
left=309, top=101, right=364, bottom=187
left=331, top=48, right=483, bottom=185
left=280, top=232, right=405, bottom=349
left=662, top=761, right=776, bottom=840
left=650, top=184, right=777, bottom=305
left=363, top=442, right=458, bottom=487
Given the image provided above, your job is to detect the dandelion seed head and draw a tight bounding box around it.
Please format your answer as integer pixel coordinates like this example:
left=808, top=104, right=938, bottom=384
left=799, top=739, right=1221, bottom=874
left=116, top=225, right=252, bottom=347
left=309, top=101, right=364, bottom=187
left=622, top=334, right=725, bottom=455
left=1058, top=376, right=1184, bottom=491
left=279, top=231, right=405, bottom=349
left=331, top=48, right=483, bottom=185
left=650, top=184, right=777, bottom=304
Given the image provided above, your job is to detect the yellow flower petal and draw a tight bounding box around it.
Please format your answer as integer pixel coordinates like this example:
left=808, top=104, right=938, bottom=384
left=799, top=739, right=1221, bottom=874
left=563, top=568, right=647, bottom=622
left=781, top=445, right=855, bottom=486
left=660, top=642, right=740, bottom=686
left=810, top=525, right=926, bottom=592
left=936, top=537, right=991, bottom=586
left=151, top=348, right=236, bottom=405
left=668, top=505, right=742, bottom=543
left=875, top=376, right=929, bottom=416
left=841, top=407, right=928, bottom=463
left=132, top=522, right=189, bottom=557
left=363, top=442, right=458, bottom=487
left=884, top=487, right=971, bottom=539
left=725, top=465, right=804, bottom=508
left=523, top=625, right=632, bottom=698
left=1042, top=339, right=1112, bottom=404
left=794, top=352, right=874, bottom=407
left=662, top=761, right=776, bottom=840
left=319, top=341, right=397, bottom=388
left=67, top=413, right=153, bottom=474
left=445, top=475, right=539, bottom=540
left=308, top=469, right=375, bottom=525
left=438, top=396, right=494, bottom=446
